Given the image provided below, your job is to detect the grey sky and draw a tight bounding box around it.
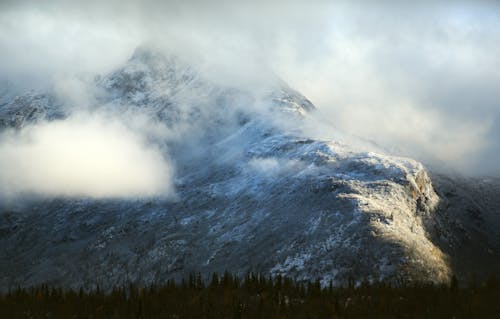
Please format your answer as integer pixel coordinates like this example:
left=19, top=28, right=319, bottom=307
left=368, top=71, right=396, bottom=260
left=1, top=0, right=499, bottom=176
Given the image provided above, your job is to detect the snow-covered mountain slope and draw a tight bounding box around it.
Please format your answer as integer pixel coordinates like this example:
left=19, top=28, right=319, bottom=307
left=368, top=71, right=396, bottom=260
left=0, top=92, right=66, bottom=129
left=0, top=48, right=489, bottom=290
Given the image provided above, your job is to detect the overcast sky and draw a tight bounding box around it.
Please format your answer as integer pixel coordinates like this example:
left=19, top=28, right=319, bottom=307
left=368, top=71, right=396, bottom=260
left=1, top=0, right=499, bottom=177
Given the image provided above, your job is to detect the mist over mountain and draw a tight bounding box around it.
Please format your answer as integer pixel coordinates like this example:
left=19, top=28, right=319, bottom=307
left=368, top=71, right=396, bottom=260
left=1, top=1, right=500, bottom=176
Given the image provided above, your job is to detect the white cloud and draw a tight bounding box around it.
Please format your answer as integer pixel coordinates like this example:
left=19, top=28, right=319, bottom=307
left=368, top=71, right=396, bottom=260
left=0, top=114, right=175, bottom=198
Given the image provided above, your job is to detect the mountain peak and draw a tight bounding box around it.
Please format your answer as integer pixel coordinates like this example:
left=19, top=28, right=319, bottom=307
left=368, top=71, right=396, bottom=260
left=99, top=47, right=315, bottom=120
left=128, top=46, right=184, bottom=68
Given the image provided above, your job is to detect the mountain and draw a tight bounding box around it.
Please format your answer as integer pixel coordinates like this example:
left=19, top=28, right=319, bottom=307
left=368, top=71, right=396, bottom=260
left=0, top=48, right=497, bottom=290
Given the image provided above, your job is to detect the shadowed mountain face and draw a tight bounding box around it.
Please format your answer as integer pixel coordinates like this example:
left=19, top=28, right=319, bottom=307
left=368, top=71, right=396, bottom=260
left=0, top=48, right=497, bottom=290
left=429, top=174, right=500, bottom=282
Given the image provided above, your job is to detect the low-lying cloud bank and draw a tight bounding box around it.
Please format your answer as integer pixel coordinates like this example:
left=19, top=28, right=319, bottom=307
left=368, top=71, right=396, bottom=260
left=0, top=114, right=174, bottom=199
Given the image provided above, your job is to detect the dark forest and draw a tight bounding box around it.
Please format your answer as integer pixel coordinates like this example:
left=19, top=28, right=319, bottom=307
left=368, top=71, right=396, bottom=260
left=1, top=273, right=499, bottom=318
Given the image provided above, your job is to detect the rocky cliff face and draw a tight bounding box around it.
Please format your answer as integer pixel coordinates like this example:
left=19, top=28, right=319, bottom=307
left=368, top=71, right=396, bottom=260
left=0, top=48, right=453, bottom=290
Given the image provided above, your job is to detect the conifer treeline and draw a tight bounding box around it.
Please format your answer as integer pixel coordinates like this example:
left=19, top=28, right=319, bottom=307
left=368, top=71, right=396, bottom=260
left=1, top=272, right=499, bottom=318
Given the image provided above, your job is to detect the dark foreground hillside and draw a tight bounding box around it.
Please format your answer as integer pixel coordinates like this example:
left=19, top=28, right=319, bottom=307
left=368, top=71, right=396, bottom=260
left=1, top=273, right=499, bottom=319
